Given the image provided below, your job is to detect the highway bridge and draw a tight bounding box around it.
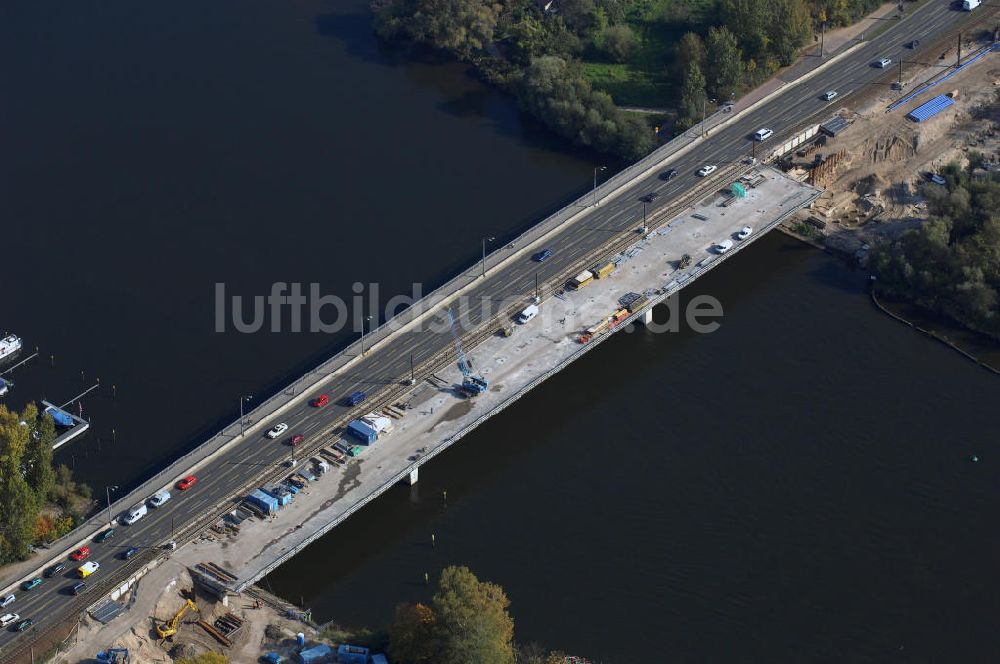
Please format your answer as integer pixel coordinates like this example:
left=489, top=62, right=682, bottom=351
left=0, top=2, right=991, bottom=660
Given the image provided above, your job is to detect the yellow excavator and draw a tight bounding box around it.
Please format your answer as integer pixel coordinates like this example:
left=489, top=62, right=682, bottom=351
left=156, top=598, right=197, bottom=639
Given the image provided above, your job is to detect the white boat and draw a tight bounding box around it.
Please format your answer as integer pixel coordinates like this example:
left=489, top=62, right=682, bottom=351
left=0, top=335, right=22, bottom=363
left=0, top=378, right=9, bottom=397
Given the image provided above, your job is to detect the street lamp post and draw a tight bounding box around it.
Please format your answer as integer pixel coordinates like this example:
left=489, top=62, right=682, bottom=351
left=105, top=485, right=118, bottom=526
left=481, top=236, right=495, bottom=278
left=239, top=394, right=253, bottom=437
left=641, top=201, right=648, bottom=234
left=593, top=165, right=606, bottom=206
left=361, top=315, right=373, bottom=355
left=700, top=98, right=717, bottom=138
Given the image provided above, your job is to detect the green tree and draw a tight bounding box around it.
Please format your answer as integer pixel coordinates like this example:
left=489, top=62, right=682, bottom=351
left=705, top=26, right=744, bottom=101
left=601, top=24, right=636, bottom=63
left=674, top=31, right=706, bottom=78
left=431, top=566, right=515, bottom=664
left=0, top=406, right=40, bottom=563
left=678, top=60, right=707, bottom=130
left=23, top=408, right=56, bottom=505
left=372, top=0, right=501, bottom=59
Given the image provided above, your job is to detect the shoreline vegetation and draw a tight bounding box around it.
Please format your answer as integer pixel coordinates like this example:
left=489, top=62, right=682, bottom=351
left=323, top=565, right=581, bottom=664
left=0, top=404, right=93, bottom=567
left=370, top=0, right=889, bottom=158
left=870, top=160, right=1000, bottom=344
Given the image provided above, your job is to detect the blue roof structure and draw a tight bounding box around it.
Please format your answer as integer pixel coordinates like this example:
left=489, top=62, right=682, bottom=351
left=906, top=95, right=955, bottom=123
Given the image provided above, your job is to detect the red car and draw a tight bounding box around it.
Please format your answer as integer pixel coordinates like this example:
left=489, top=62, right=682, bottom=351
left=311, top=394, right=329, bottom=408
left=176, top=475, right=197, bottom=491
left=69, top=546, right=90, bottom=561
left=290, top=434, right=305, bottom=446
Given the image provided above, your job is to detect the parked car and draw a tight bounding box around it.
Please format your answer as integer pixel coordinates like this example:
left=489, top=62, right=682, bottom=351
left=266, top=423, right=289, bottom=439
left=290, top=434, right=305, bottom=446
left=69, top=546, right=90, bottom=561
left=715, top=239, right=734, bottom=254
left=696, top=165, right=718, bottom=177
left=929, top=174, right=947, bottom=185
left=822, top=90, right=838, bottom=101
left=94, top=528, right=115, bottom=544
left=149, top=490, right=171, bottom=507
left=532, top=248, right=553, bottom=262
left=875, top=57, right=892, bottom=68
left=15, top=618, right=33, bottom=632
left=659, top=168, right=678, bottom=181
left=311, top=394, right=330, bottom=408
left=20, top=578, right=42, bottom=592
left=176, top=475, right=197, bottom=491
left=737, top=225, right=753, bottom=240
left=43, top=563, right=65, bottom=578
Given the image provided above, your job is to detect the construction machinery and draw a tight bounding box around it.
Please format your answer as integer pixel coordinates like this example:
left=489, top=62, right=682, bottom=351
left=156, top=598, right=197, bottom=639
left=447, top=308, right=488, bottom=397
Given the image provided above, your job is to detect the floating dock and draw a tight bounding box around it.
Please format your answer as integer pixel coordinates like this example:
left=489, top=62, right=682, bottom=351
left=42, top=400, right=90, bottom=450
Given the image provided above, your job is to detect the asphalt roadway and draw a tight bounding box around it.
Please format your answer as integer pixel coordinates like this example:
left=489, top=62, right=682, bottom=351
left=0, top=1, right=984, bottom=655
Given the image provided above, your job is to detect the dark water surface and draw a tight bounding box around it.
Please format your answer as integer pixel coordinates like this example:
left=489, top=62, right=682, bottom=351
left=4, top=1, right=999, bottom=662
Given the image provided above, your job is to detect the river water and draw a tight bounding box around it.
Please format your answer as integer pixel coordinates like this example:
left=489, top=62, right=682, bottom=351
left=4, top=1, right=999, bottom=662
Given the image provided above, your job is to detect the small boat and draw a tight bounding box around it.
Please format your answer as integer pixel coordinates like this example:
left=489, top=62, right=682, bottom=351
left=0, top=377, right=10, bottom=397
left=0, top=335, right=22, bottom=363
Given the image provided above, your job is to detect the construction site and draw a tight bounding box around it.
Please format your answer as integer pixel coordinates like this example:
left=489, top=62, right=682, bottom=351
left=779, top=33, right=1000, bottom=261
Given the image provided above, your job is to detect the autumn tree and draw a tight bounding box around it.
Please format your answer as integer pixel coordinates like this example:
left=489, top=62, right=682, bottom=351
left=432, top=566, right=515, bottom=664
left=0, top=405, right=41, bottom=562
left=372, top=0, right=501, bottom=59
left=388, top=602, right=437, bottom=663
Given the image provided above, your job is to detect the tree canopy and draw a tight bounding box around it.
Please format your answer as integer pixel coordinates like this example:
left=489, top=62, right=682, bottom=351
left=389, top=566, right=522, bottom=664
left=871, top=166, right=1000, bottom=340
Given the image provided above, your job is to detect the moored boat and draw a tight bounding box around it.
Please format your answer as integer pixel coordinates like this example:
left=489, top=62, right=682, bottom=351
left=0, top=334, right=22, bottom=363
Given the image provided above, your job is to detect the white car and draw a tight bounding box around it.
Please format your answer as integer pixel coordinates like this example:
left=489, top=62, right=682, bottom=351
left=715, top=239, right=734, bottom=254
left=266, top=423, right=289, bottom=439
left=696, top=165, right=717, bottom=177
left=737, top=226, right=753, bottom=240
left=149, top=490, right=171, bottom=507
left=875, top=58, right=892, bottom=68
left=0, top=613, right=19, bottom=627
left=753, top=128, right=773, bottom=141
left=822, top=90, right=838, bottom=101
left=0, top=594, right=13, bottom=608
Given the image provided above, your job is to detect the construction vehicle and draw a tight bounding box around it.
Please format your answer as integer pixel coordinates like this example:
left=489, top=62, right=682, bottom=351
left=156, top=598, right=197, bottom=639
left=96, top=648, right=130, bottom=663
left=447, top=308, right=488, bottom=397
left=678, top=254, right=692, bottom=269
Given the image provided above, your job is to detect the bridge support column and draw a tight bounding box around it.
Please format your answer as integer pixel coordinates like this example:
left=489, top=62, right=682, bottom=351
left=406, top=467, right=419, bottom=485
left=636, top=308, right=653, bottom=326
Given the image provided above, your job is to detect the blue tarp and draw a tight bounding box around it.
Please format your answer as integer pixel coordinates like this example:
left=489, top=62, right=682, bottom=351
left=907, top=95, right=955, bottom=122
left=46, top=408, right=74, bottom=427
left=298, top=644, right=333, bottom=663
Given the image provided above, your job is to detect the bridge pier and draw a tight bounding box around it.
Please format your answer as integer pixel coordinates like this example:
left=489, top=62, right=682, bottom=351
left=406, top=467, right=419, bottom=485
left=636, top=308, right=653, bottom=326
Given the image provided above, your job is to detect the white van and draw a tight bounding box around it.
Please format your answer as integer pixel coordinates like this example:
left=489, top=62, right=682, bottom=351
left=753, top=128, right=773, bottom=141
left=516, top=304, right=539, bottom=324
left=123, top=503, right=147, bottom=525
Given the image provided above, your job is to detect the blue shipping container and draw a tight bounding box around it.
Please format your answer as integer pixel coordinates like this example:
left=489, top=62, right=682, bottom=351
left=262, top=486, right=293, bottom=506
left=248, top=489, right=279, bottom=514
left=298, top=643, right=333, bottom=663
left=337, top=644, right=369, bottom=664
left=347, top=420, right=377, bottom=444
